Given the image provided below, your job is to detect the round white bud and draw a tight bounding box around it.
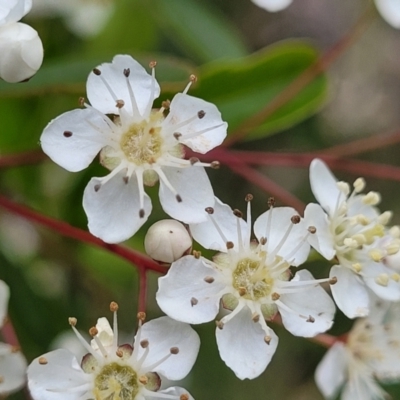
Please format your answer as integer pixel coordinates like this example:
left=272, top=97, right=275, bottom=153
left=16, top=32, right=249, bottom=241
left=0, top=22, right=43, bottom=83
left=144, top=220, right=192, bottom=264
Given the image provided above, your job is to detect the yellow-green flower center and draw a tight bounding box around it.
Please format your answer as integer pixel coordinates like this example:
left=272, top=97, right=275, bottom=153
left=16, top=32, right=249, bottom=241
left=93, top=362, right=139, bottom=400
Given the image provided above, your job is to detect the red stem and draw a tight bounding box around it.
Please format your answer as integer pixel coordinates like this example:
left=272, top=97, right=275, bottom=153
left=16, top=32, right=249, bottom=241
left=0, top=195, right=166, bottom=274
left=137, top=267, right=148, bottom=313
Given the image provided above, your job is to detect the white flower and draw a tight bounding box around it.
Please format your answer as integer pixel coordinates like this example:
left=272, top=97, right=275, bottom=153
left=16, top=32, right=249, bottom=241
left=374, top=0, right=400, bottom=29
left=251, top=0, right=292, bottom=12
left=304, top=159, right=400, bottom=319
left=0, top=0, right=43, bottom=82
left=157, top=196, right=336, bottom=379
left=30, top=0, right=115, bottom=38
left=144, top=219, right=192, bottom=265
left=315, top=301, right=400, bottom=400
left=0, top=280, right=27, bottom=395
left=41, top=55, right=227, bottom=243
left=28, top=303, right=199, bottom=400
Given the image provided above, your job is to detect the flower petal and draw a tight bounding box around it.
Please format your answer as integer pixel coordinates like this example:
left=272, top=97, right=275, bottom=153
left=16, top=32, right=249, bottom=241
left=136, top=316, right=200, bottom=381
left=27, top=349, right=90, bottom=400
left=304, top=203, right=336, bottom=260
left=251, top=0, right=292, bottom=12
left=0, top=0, right=31, bottom=26
left=0, top=343, right=27, bottom=395
left=83, top=171, right=152, bottom=243
left=41, top=108, right=111, bottom=172
left=0, top=280, right=9, bottom=329
left=153, top=387, right=194, bottom=400
left=86, top=55, right=160, bottom=117
left=278, top=270, right=335, bottom=337
left=309, top=159, right=344, bottom=216
left=0, top=22, right=43, bottom=83
left=330, top=265, right=370, bottom=318
left=216, top=305, right=278, bottom=379
left=190, top=197, right=247, bottom=251
left=158, top=166, right=214, bottom=224
left=157, top=255, right=225, bottom=324
left=315, top=342, right=347, bottom=399
left=253, top=207, right=310, bottom=266
left=375, top=0, right=400, bottom=28
left=164, top=93, right=227, bottom=154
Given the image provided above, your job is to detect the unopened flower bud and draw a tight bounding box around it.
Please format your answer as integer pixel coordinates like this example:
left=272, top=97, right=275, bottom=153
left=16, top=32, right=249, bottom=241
left=144, top=220, right=192, bottom=264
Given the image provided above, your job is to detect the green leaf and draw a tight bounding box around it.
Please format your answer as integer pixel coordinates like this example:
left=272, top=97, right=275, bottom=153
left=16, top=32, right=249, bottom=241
left=148, top=0, right=248, bottom=63
left=189, top=40, right=328, bottom=141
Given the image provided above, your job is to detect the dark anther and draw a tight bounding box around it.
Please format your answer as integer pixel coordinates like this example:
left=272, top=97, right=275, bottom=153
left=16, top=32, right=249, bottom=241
left=123, top=176, right=129, bottom=184
left=149, top=61, right=157, bottom=68
left=78, top=97, right=85, bottom=107
left=63, top=131, right=73, bottom=138
left=245, top=194, right=253, bottom=202
left=176, top=194, right=182, bottom=203
left=308, top=226, right=317, bottom=234
left=190, top=74, right=197, bottom=83
left=123, top=68, right=130, bottom=77
left=210, top=161, right=220, bottom=169
left=93, top=68, right=101, bottom=76
left=94, top=184, right=101, bottom=192
left=267, top=197, right=275, bottom=208
left=226, top=241, right=234, bottom=249
left=204, top=276, right=215, bottom=284
left=205, top=207, right=214, bottom=214
left=139, top=209, right=145, bottom=218
left=173, top=132, right=182, bottom=140
left=116, top=99, right=125, bottom=109
left=162, top=100, right=171, bottom=109
left=233, top=209, right=243, bottom=218
left=260, top=237, right=267, bottom=245
left=170, top=347, right=179, bottom=355
left=190, top=297, right=198, bottom=307
left=291, top=215, right=301, bottom=224
left=197, top=110, right=206, bottom=119
left=307, top=315, right=315, bottom=323
left=190, top=157, right=199, bottom=165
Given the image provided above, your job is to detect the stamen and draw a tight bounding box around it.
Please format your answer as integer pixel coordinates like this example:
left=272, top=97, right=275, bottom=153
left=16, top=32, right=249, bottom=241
left=182, top=74, right=197, bottom=94
left=135, top=169, right=146, bottom=218
left=233, top=209, right=244, bottom=251
left=205, top=207, right=230, bottom=246
left=63, top=130, right=73, bottom=138
left=110, top=301, right=119, bottom=351
left=245, top=194, right=253, bottom=245
left=268, top=217, right=295, bottom=260
left=274, top=299, right=311, bottom=321
left=153, top=166, right=181, bottom=200
left=90, top=327, right=109, bottom=358
left=174, top=122, right=226, bottom=140
left=144, top=61, right=157, bottom=118
left=68, top=318, right=101, bottom=362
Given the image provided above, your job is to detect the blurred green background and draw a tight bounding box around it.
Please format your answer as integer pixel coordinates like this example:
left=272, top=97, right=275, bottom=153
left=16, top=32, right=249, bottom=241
left=1, top=0, right=400, bottom=399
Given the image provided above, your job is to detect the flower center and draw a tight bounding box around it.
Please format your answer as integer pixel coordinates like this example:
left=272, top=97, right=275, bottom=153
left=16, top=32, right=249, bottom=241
left=232, top=257, right=274, bottom=300
left=93, top=362, right=139, bottom=400
left=120, top=115, right=164, bottom=166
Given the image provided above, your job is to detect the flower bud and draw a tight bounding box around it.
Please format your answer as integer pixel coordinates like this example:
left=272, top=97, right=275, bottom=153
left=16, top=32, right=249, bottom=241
left=0, top=22, right=43, bottom=83
left=144, top=220, right=192, bottom=264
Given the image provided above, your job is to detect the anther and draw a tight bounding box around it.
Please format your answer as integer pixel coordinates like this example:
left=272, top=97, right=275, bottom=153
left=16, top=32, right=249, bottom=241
left=116, top=99, right=125, bottom=108
left=110, top=301, right=119, bottom=312
left=238, top=287, right=247, bottom=296
left=193, top=250, right=201, bottom=259
left=307, top=315, right=315, bottom=323
left=93, top=68, right=101, bottom=76
left=337, top=181, right=350, bottom=196
left=38, top=357, right=48, bottom=365
left=210, top=161, right=220, bottom=169
left=123, top=176, right=129, bottom=184
left=291, top=215, right=301, bottom=224
left=137, top=312, right=146, bottom=322
left=308, top=226, right=316, bottom=234
left=140, top=340, right=149, bottom=349
left=89, top=327, right=98, bottom=337
left=149, top=61, right=157, bottom=68
left=205, top=207, right=214, bottom=214
left=116, top=349, right=123, bottom=358
left=180, top=395, right=189, bottom=400
left=329, top=277, right=338, bottom=285
left=78, top=97, right=85, bottom=106
left=268, top=197, right=275, bottom=208
left=173, top=132, right=182, bottom=140
left=245, top=194, right=253, bottom=202
left=264, top=336, right=271, bottom=345
left=233, top=209, right=243, bottom=218
left=260, top=237, right=267, bottom=245
left=189, top=74, right=197, bottom=83
left=190, top=157, right=199, bottom=165
left=215, top=320, right=224, bottom=330
left=162, top=100, right=171, bottom=109
left=190, top=297, right=198, bottom=306
left=139, top=375, right=148, bottom=385
left=123, top=68, right=130, bottom=77
left=176, top=194, right=182, bottom=202
left=170, top=347, right=179, bottom=355
left=204, top=276, right=214, bottom=283
left=94, top=184, right=101, bottom=192
left=68, top=317, right=77, bottom=327
left=252, top=313, right=260, bottom=323
left=139, top=209, right=145, bottom=218
left=271, top=292, right=280, bottom=301
left=353, top=177, right=366, bottom=193
left=226, top=241, right=234, bottom=249
left=197, top=110, right=206, bottom=119
left=63, top=130, right=73, bottom=138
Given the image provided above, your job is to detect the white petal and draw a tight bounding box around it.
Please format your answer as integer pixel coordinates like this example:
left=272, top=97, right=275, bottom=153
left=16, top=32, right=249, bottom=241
left=190, top=197, right=247, bottom=251
left=157, top=255, right=225, bottom=324
left=83, top=172, right=152, bottom=243
left=0, top=280, right=9, bottom=328
left=341, top=378, right=385, bottom=400
left=347, top=195, right=379, bottom=219
left=0, top=0, right=31, bottom=26
left=164, top=93, right=227, bottom=154
left=27, top=349, right=90, bottom=400
left=375, top=0, right=400, bottom=28
left=253, top=207, right=310, bottom=266
left=309, top=159, right=344, bottom=216
left=315, top=342, right=348, bottom=399
left=41, top=108, right=111, bottom=172
left=0, top=22, right=43, bottom=83
left=330, top=265, right=370, bottom=318
left=216, top=306, right=278, bottom=380
left=363, top=261, right=400, bottom=301
left=304, top=203, right=336, bottom=260
left=159, top=166, right=214, bottom=224
left=251, top=0, right=292, bottom=12
left=153, top=387, right=194, bottom=400
left=86, top=55, right=160, bottom=117
left=135, top=316, right=200, bottom=381
left=0, top=343, right=27, bottom=395
left=90, top=317, right=113, bottom=351
left=278, top=270, right=335, bottom=337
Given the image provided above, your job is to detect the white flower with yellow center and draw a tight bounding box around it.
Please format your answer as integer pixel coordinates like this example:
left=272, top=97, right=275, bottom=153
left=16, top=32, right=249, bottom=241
left=304, top=159, right=400, bottom=319
left=315, top=301, right=400, bottom=400
left=41, top=55, right=227, bottom=243
left=0, top=280, right=27, bottom=396
left=251, top=0, right=292, bottom=12
left=0, top=0, right=44, bottom=82
left=157, top=196, right=336, bottom=379
left=27, top=303, right=199, bottom=400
